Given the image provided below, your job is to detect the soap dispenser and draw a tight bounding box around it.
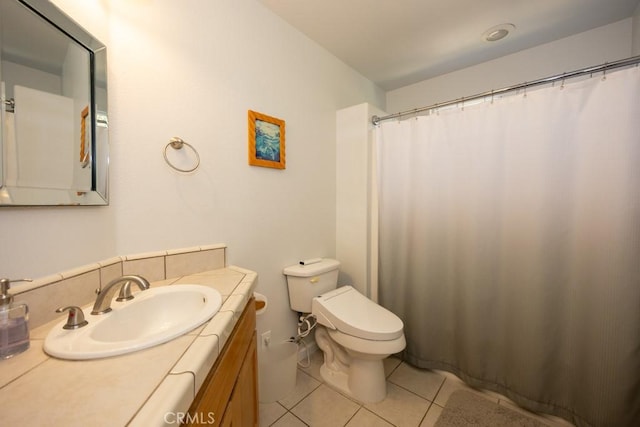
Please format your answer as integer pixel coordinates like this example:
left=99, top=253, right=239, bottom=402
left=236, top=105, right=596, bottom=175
left=0, top=278, right=31, bottom=359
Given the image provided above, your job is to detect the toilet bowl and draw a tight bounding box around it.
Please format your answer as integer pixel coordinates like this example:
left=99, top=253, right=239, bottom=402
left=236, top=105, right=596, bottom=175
left=283, top=259, right=405, bottom=403
left=312, top=286, right=405, bottom=402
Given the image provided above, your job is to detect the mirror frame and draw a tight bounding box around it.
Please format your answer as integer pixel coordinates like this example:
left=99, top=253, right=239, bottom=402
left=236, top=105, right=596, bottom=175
left=0, top=0, right=109, bottom=206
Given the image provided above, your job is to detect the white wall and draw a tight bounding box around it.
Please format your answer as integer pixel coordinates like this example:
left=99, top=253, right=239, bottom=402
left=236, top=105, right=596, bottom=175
left=336, top=103, right=385, bottom=300
left=387, top=18, right=634, bottom=113
left=1, top=61, right=61, bottom=98
left=0, top=0, right=384, bottom=343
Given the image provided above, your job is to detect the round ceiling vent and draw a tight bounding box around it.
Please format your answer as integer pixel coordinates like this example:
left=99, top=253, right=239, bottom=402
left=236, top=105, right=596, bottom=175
left=483, top=23, right=516, bottom=42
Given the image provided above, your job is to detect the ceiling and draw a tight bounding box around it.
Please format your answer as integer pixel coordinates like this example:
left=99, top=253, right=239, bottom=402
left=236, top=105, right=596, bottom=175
left=259, top=0, right=640, bottom=91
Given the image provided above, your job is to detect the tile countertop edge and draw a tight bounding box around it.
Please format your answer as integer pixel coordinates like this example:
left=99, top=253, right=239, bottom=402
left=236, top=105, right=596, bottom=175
left=129, top=268, right=258, bottom=426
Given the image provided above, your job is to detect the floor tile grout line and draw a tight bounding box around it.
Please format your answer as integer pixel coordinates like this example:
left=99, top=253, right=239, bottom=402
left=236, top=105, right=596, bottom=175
left=419, top=401, right=436, bottom=427
left=364, top=406, right=401, bottom=427
left=292, top=358, right=438, bottom=426
left=268, top=411, right=287, bottom=427
left=284, top=370, right=323, bottom=411
left=386, top=372, right=446, bottom=406
left=343, top=406, right=362, bottom=426
left=431, top=375, right=448, bottom=403
left=386, top=359, right=403, bottom=378
left=274, top=355, right=571, bottom=427
left=264, top=401, right=289, bottom=426
left=268, top=408, right=310, bottom=427
left=283, top=375, right=401, bottom=427
left=383, top=361, right=448, bottom=426
left=289, top=410, right=310, bottom=426
left=280, top=356, right=449, bottom=426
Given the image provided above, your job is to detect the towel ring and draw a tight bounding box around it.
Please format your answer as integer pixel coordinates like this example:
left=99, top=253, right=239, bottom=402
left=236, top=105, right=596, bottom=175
left=163, top=137, right=200, bottom=173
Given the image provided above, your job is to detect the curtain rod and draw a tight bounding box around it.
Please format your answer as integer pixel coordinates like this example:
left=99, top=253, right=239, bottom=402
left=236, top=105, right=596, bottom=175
left=372, top=55, right=640, bottom=125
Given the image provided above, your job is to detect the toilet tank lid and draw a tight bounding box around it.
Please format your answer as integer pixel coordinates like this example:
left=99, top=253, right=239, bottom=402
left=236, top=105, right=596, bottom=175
left=283, top=259, right=340, bottom=277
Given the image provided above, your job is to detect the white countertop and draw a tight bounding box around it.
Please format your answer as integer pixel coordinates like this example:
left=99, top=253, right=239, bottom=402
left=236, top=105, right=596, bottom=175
left=0, top=266, right=257, bottom=427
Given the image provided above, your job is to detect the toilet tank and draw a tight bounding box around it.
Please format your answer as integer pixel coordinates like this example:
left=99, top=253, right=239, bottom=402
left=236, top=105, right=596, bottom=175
left=283, top=259, right=340, bottom=313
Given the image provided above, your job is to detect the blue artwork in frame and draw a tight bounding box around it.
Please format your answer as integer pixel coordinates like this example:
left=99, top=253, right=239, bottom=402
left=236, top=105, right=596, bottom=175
left=255, top=119, right=280, bottom=162
left=248, top=110, right=285, bottom=169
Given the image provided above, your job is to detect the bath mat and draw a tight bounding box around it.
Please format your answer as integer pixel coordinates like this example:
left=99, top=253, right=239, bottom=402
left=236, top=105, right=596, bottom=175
left=434, top=390, right=549, bottom=427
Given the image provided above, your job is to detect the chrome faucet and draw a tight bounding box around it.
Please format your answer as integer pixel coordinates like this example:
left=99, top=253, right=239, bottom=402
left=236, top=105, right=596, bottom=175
left=92, top=275, right=150, bottom=315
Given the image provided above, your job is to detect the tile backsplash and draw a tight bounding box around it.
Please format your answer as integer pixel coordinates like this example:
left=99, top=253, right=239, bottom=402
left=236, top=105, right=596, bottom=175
left=13, top=244, right=226, bottom=329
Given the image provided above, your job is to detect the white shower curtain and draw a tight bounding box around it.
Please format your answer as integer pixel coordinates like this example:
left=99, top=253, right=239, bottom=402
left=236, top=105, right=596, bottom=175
left=376, top=67, right=640, bottom=427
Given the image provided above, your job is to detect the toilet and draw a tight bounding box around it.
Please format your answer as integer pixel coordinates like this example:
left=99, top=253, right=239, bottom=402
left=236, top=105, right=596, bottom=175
left=283, top=259, right=405, bottom=403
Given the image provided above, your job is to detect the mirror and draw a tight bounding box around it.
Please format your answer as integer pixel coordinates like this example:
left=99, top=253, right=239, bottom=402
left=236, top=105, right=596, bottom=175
left=0, top=0, right=108, bottom=206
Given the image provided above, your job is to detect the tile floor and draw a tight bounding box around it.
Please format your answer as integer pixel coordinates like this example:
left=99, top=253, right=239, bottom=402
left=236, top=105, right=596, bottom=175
left=259, top=350, right=575, bottom=427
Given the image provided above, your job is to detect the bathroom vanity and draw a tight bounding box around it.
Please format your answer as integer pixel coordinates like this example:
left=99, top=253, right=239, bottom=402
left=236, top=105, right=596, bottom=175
left=187, top=295, right=258, bottom=426
left=0, top=246, right=258, bottom=427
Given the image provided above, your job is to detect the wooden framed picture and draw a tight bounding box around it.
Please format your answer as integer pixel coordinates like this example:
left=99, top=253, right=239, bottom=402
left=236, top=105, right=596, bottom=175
left=248, top=110, right=285, bottom=169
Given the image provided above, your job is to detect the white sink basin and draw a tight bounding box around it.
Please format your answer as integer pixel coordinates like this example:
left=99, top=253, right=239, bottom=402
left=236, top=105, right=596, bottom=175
left=44, top=285, right=222, bottom=360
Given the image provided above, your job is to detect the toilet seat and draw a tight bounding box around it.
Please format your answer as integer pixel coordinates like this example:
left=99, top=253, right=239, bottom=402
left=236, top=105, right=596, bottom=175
left=327, top=328, right=406, bottom=356
left=312, top=286, right=404, bottom=341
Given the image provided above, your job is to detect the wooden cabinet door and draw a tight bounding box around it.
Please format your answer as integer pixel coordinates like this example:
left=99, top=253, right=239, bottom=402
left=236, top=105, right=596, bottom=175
left=232, top=334, right=258, bottom=426
left=185, top=299, right=257, bottom=427
left=219, top=401, right=233, bottom=427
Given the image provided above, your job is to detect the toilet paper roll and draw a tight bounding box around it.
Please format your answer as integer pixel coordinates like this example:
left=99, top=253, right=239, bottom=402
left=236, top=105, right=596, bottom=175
left=254, top=292, right=267, bottom=315
left=299, top=258, right=322, bottom=266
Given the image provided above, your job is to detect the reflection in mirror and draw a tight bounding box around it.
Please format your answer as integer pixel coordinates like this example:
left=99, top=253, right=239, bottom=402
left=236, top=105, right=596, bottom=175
left=0, top=0, right=109, bottom=205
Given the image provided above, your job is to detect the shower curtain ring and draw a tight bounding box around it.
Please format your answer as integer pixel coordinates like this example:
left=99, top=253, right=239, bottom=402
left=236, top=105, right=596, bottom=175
left=602, top=62, right=608, bottom=81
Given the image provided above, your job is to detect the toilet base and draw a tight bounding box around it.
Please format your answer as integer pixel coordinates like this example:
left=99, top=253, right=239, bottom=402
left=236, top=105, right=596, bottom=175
left=319, top=357, right=387, bottom=403
left=315, top=326, right=388, bottom=403
left=319, top=362, right=351, bottom=397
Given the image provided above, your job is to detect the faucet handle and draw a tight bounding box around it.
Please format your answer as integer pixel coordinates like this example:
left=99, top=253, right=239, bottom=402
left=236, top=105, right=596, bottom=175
left=56, top=306, right=89, bottom=330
